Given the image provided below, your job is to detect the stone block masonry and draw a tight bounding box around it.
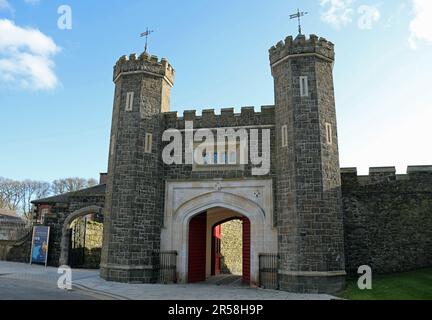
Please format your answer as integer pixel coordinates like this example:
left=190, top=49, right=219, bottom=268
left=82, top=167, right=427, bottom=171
left=271, top=34, right=346, bottom=293
left=100, top=53, right=174, bottom=283
left=341, top=166, right=432, bottom=275
left=43, top=195, right=105, bottom=267
left=220, top=219, right=243, bottom=275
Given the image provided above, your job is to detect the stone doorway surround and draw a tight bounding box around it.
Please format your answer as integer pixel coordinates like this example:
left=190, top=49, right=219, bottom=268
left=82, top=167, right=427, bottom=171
left=161, top=179, right=277, bottom=285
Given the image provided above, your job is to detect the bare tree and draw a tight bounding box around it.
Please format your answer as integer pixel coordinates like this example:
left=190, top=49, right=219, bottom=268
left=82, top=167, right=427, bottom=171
left=21, top=180, right=51, bottom=214
left=51, top=177, right=98, bottom=195
left=1, top=176, right=99, bottom=220
left=0, top=178, right=52, bottom=225
left=0, top=178, right=24, bottom=211
left=51, top=179, right=68, bottom=195
left=87, top=178, right=98, bottom=187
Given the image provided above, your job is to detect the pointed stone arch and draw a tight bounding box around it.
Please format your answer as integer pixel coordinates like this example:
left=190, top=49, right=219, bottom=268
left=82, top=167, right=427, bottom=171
left=161, top=180, right=277, bottom=285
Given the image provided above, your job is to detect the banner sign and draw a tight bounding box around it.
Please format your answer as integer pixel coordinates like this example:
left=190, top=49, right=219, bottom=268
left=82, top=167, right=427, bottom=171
left=30, top=226, right=50, bottom=266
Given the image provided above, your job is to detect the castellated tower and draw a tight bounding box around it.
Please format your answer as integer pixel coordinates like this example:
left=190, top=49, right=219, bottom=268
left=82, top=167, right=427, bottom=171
left=270, top=34, right=346, bottom=293
left=100, top=52, right=175, bottom=282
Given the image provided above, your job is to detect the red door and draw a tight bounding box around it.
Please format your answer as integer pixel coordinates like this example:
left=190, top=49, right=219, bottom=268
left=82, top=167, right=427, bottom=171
left=188, top=213, right=207, bottom=283
left=211, top=225, right=221, bottom=276
left=242, top=217, right=251, bottom=284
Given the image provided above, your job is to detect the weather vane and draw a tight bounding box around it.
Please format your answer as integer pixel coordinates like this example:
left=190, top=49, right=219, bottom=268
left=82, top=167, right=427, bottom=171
left=289, top=9, right=308, bottom=35
left=140, top=28, right=154, bottom=53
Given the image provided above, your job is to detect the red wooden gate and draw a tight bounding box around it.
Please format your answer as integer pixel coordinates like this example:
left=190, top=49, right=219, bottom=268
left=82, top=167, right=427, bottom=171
left=242, top=216, right=251, bottom=284
left=188, top=213, right=207, bottom=283
left=211, top=225, right=221, bottom=276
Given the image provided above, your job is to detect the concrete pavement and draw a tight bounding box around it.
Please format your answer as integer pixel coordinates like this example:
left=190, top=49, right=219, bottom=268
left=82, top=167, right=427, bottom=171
left=0, top=278, right=107, bottom=300
left=0, top=261, right=337, bottom=300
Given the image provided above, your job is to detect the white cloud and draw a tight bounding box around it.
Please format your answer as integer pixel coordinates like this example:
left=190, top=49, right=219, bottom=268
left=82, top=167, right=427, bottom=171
left=357, top=5, right=380, bottom=30
left=409, top=0, right=432, bottom=49
left=384, top=3, right=406, bottom=29
left=320, top=0, right=355, bottom=29
left=0, top=19, right=61, bottom=91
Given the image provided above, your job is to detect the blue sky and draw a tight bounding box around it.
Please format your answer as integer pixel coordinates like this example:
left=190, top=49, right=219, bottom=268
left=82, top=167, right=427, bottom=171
left=0, top=0, right=431, bottom=181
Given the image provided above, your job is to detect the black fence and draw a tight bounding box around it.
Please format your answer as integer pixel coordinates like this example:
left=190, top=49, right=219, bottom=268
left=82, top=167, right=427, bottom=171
left=153, top=250, right=177, bottom=284
left=259, top=253, right=279, bottom=290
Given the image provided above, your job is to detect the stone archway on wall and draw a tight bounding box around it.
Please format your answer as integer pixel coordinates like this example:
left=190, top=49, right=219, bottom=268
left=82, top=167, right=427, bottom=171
left=177, top=193, right=264, bottom=285
left=161, top=179, right=277, bottom=286
left=59, top=205, right=103, bottom=266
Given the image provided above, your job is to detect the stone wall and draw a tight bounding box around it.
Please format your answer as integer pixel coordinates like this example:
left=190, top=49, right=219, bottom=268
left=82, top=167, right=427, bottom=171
left=163, top=107, right=277, bottom=226
left=0, top=232, right=32, bottom=263
left=101, top=54, right=173, bottom=283
left=85, top=220, right=103, bottom=249
left=43, top=195, right=105, bottom=267
left=0, top=218, right=27, bottom=241
left=82, top=220, right=103, bottom=269
left=341, top=166, right=432, bottom=275
left=0, top=217, right=30, bottom=262
left=271, top=34, right=346, bottom=293
left=220, top=219, right=243, bottom=275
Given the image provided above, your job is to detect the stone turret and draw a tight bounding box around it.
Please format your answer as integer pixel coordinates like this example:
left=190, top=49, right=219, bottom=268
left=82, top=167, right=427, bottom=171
left=100, top=52, right=175, bottom=283
left=270, top=34, right=346, bottom=293
left=113, top=52, right=175, bottom=86
left=269, top=34, right=335, bottom=65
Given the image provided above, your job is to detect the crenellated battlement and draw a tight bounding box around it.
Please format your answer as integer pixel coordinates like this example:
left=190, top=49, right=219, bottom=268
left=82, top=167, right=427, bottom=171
left=163, top=105, right=275, bottom=129
left=341, top=166, right=432, bottom=187
left=113, top=52, right=175, bottom=84
left=269, top=34, right=335, bottom=66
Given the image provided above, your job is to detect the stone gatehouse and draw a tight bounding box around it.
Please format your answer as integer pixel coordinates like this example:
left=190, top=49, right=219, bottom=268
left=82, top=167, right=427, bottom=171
left=28, top=32, right=432, bottom=294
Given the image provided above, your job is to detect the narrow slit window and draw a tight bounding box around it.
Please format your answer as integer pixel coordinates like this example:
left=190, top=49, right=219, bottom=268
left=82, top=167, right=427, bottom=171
left=110, top=135, right=116, bottom=156
left=145, top=133, right=153, bottom=153
left=325, top=123, right=333, bottom=145
left=125, top=92, right=134, bottom=111
left=281, top=125, right=288, bottom=147
left=300, top=76, right=309, bottom=97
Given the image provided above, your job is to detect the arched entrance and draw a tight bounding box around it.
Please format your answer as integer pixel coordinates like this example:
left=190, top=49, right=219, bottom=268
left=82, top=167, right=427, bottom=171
left=211, top=218, right=244, bottom=278
left=210, top=217, right=250, bottom=283
left=162, top=179, right=277, bottom=286
left=188, top=211, right=251, bottom=284
left=59, top=206, right=103, bottom=267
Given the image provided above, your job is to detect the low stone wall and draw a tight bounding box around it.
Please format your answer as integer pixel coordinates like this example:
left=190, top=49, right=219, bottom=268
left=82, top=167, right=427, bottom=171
left=0, top=218, right=27, bottom=241
left=82, top=220, right=103, bottom=269
left=0, top=231, right=32, bottom=263
left=342, top=167, right=432, bottom=275
left=220, top=220, right=243, bottom=275
left=0, top=217, right=31, bottom=263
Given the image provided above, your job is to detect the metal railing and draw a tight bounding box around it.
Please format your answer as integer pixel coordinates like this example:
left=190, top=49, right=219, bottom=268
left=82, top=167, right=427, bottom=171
left=153, top=250, right=177, bottom=284
left=259, top=253, right=279, bottom=290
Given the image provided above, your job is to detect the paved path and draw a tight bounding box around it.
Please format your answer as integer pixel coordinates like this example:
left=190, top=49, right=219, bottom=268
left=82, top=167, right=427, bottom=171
left=0, top=261, right=337, bottom=300
left=205, top=275, right=246, bottom=287
left=0, top=278, right=105, bottom=300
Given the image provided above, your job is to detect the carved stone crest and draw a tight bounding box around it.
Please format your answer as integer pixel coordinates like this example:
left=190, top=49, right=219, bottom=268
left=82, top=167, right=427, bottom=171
left=214, top=182, right=222, bottom=191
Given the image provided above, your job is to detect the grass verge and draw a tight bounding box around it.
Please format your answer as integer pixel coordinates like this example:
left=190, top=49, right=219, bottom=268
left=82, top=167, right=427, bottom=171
left=337, top=268, right=432, bottom=300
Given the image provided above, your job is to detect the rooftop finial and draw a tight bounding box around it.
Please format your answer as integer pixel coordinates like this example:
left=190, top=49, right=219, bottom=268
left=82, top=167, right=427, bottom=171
left=289, top=9, right=308, bottom=35
left=140, top=28, right=154, bottom=53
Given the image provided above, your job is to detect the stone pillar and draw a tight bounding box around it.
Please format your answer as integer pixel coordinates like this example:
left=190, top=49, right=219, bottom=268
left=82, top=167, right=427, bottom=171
left=270, top=34, right=346, bottom=293
left=100, top=52, right=175, bottom=283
